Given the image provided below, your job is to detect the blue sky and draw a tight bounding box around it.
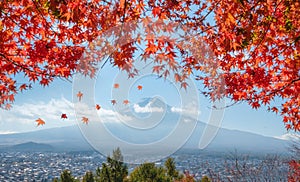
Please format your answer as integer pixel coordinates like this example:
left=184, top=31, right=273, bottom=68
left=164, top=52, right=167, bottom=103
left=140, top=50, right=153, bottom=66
left=0, top=62, right=291, bottom=139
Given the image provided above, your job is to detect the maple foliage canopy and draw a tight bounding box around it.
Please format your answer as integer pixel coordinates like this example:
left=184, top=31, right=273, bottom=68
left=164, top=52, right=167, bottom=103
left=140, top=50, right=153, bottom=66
left=0, top=0, right=299, bottom=131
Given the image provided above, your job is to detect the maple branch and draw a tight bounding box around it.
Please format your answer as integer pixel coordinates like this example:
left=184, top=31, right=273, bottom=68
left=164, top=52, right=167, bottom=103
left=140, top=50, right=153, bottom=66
left=203, top=75, right=300, bottom=111
left=31, top=0, right=60, bottom=38
left=258, top=33, right=299, bottom=69
left=1, top=53, right=41, bottom=76
left=177, top=0, right=221, bottom=35
left=0, top=53, right=62, bottom=80
left=120, top=0, right=127, bottom=23
left=1, top=52, right=75, bottom=85
left=268, top=77, right=300, bottom=96
left=207, top=100, right=243, bottom=110
left=235, top=0, right=263, bottom=26
left=0, top=10, right=41, bottom=41
left=199, top=0, right=221, bottom=23
left=248, top=0, right=284, bottom=62
left=99, top=0, right=129, bottom=72
left=100, top=56, right=110, bottom=69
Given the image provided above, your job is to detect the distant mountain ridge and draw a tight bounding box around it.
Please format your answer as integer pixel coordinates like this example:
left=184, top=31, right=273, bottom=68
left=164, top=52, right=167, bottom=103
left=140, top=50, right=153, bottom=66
left=0, top=98, right=292, bottom=154
left=0, top=124, right=291, bottom=154
left=0, top=126, right=93, bottom=152
left=10, top=142, right=54, bottom=151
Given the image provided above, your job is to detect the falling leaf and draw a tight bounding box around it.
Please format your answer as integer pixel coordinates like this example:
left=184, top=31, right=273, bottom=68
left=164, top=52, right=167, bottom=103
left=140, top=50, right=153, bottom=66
left=61, top=113, right=68, bottom=119
left=36, top=118, right=45, bottom=126
left=82, top=117, right=89, bottom=124
left=111, top=100, right=117, bottom=105
left=114, top=83, right=119, bottom=89
left=96, top=104, right=101, bottom=110
left=137, top=85, right=143, bottom=90
left=77, top=91, right=83, bottom=101
left=123, top=99, right=129, bottom=105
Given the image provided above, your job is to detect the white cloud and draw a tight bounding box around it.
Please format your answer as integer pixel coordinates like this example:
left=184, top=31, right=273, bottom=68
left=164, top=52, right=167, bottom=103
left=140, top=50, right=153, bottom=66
left=171, top=106, right=200, bottom=118
left=98, top=109, right=133, bottom=123
left=133, top=103, right=164, bottom=113
left=274, top=133, right=300, bottom=141
left=0, top=130, right=16, bottom=135
left=171, top=107, right=183, bottom=113
left=0, top=97, right=133, bottom=133
left=73, top=101, right=133, bottom=123
left=0, top=97, right=76, bottom=133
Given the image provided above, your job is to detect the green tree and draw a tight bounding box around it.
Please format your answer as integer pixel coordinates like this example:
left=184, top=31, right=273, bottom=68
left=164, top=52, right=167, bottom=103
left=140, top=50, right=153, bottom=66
left=95, top=148, right=128, bottom=182
left=82, top=171, right=95, bottom=182
left=164, top=158, right=180, bottom=181
left=60, top=170, right=75, bottom=182
left=108, top=147, right=128, bottom=182
left=96, top=163, right=112, bottom=182
left=129, top=162, right=169, bottom=182
left=112, top=147, right=123, bottom=161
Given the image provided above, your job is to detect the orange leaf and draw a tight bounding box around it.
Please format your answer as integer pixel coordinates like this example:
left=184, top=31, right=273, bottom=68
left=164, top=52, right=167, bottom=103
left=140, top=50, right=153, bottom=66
left=36, top=118, right=45, bottom=126
left=271, top=107, right=279, bottom=114
left=77, top=91, right=83, bottom=101
left=174, top=74, right=181, bottom=82
left=19, top=84, right=27, bottom=91
left=285, top=124, right=291, bottom=130
left=123, top=99, right=129, bottom=105
left=82, top=117, right=89, bottom=124
left=114, top=83, right=120, bottom=89
left=152, top=7, right=161, bottom=17
left=96, top=104, right=101, bottom=110
left=137, top=85, right=143, bottom=90
left=119, top=0, right=125, bottom=9
left=227, top=13, right=236, bottom=25
left=181, top=82, right=188, bottom=90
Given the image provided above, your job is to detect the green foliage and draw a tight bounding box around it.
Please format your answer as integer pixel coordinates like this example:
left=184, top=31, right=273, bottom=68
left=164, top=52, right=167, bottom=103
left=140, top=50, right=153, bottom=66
left=54, top=151, right=194, bottom=182
left=95, top=147, right=128, bottom=182
left=96, top=163, right=112, bottom=182
left=82, top=171, right=95, bottom=182
left=60, top=170, right=75, bottom=182
left=112, top=147, right=123, bottom=161
left=164, top=158, right=180, bottom=180
left=129, top=162, right=169, bottom=182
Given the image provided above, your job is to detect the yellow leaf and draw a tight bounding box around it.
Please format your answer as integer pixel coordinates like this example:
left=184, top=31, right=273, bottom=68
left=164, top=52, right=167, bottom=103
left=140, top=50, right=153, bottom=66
left=227, top=13, right=236, bottom=25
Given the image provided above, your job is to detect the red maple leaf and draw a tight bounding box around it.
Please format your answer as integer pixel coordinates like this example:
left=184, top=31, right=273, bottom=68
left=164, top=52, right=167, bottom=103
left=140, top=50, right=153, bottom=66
left=111, top=100, right=117, bottom=105
left=61, top=113, right=68, bottom=119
